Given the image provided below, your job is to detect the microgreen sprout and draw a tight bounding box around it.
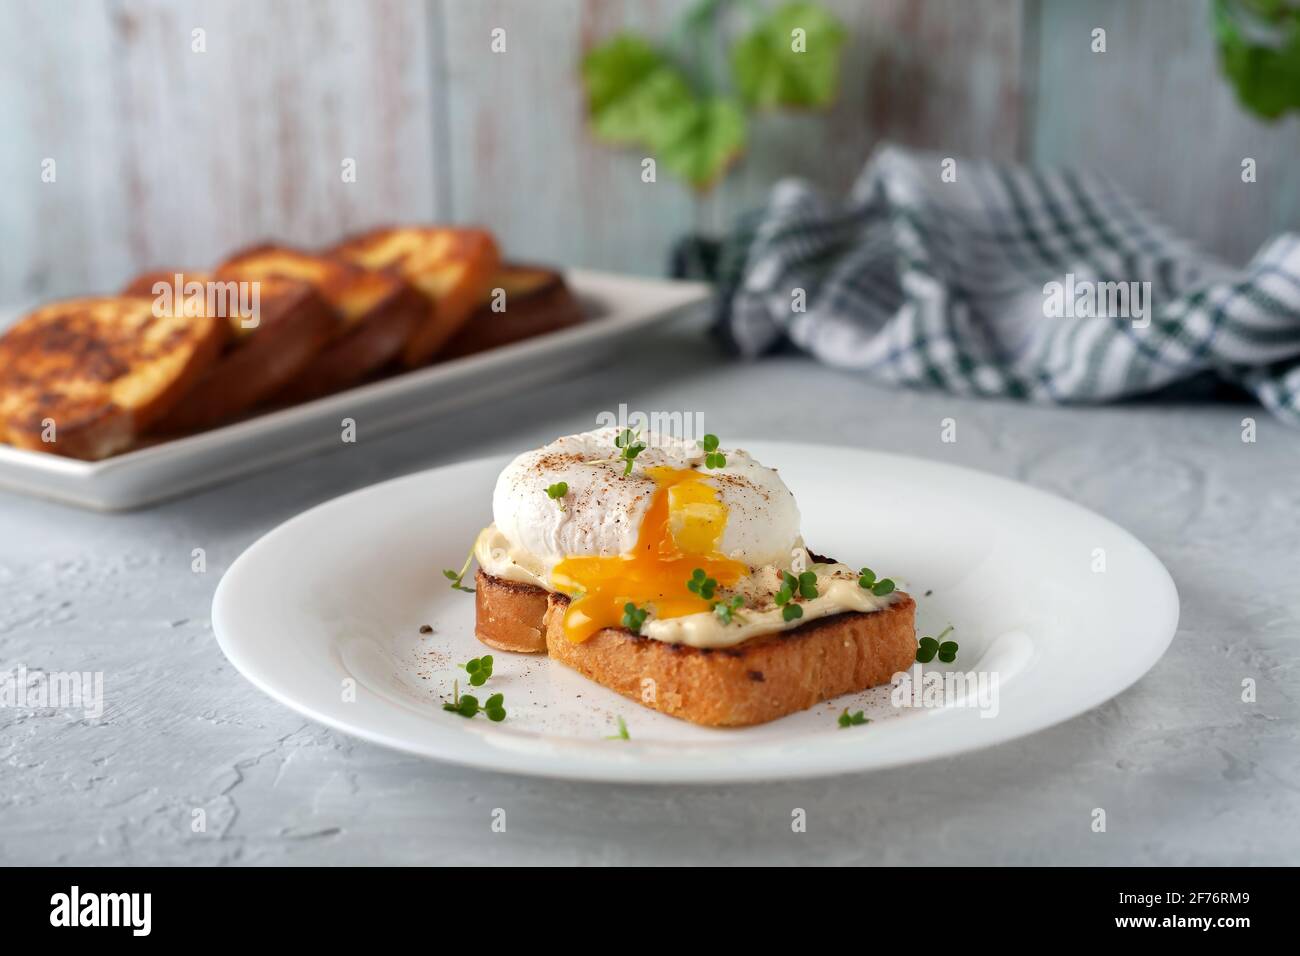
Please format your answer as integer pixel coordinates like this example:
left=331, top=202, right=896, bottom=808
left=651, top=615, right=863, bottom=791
left=482, top=694, right=507, bottom=721
left=713, top=594, right=745, bottom=625
left=605, top=716, right=631, bottom=740
left=699, top=433, right=726, bottom=469
left=774, top=570, right=816, bottom=622
left=916, top=625, right=958, bottom=664
left=790, top=570, right=819, bottom=599
left=774, top=585, right=803, bottom=621
left=443, top=548, right=476, bottom=593
left=614, top=428, right=647, bottom=476
left=442, top=681, right=507, bottom=721
left=837, top=708, right=869, bottom=728
left=622, top=602, right=648, bottom=633
left=459, top=655, right=494, bottom=687
left=858, top=566, right=895, bottom=596
left=686, top=568, right=717, bottom=600
left=545, top=481, right=569, bottom=510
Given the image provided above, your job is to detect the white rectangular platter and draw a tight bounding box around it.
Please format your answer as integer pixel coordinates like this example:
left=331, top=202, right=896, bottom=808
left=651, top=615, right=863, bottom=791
left=0, top=270, right=709, bottom=511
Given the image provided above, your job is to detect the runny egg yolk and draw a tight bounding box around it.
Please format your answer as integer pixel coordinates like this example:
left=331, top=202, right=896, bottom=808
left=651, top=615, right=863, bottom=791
left=551, top=466, right=748, bottom=643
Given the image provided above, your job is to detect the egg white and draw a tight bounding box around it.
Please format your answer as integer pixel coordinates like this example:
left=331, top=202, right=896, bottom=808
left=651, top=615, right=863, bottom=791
left=489, top=427, right=801, bottom=575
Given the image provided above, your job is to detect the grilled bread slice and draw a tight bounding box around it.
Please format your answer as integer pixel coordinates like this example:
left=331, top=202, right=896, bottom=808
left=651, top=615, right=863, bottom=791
left=439, top=263, right=585, bottom=361
left=473, top=569, right=918, bottom=727
left=216, top=245, right=425, bottom=400
left=331, top=227, right=500, bottom=366
left=0, top=296, right=226, bottom=460
left=123, top=269, right=337, bottom=433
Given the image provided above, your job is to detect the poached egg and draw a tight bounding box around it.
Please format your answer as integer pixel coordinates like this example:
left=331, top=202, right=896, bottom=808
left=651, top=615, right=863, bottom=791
left=475, top=428, right=893, bottom=648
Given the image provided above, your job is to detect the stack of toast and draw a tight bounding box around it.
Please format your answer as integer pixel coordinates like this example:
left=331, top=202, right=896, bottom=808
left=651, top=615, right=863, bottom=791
left=0, top=227, right=586, bottom=460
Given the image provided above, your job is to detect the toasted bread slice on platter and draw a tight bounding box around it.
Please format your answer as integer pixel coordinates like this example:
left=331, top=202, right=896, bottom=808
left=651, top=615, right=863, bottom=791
left=0, top=296, right=227, bottom=460
left=123, top=269, right=337, bottom=433
left=439, top=263, right=585, bottom=361
left=331, top=226, right=500, bottom=366
left=474, top=569, right=917, bottom=727
left=216, top=245, right=425, bottom=400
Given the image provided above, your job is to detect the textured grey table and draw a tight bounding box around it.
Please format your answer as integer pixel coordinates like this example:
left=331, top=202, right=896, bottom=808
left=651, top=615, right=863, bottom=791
left=2, top=316, right=1297, bottom=866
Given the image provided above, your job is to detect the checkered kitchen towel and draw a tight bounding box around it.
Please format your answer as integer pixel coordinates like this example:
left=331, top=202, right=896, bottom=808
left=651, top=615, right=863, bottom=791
left=711, top=144, right=1300, bottom=423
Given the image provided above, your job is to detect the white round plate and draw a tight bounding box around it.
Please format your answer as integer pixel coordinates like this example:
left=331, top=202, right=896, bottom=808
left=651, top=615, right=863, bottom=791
left=212, top=441, right=1178, bottom=783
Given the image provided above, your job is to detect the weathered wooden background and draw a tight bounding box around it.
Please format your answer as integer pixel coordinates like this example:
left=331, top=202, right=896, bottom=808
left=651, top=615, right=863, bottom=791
left=2, top=0, right=1297, bottom=306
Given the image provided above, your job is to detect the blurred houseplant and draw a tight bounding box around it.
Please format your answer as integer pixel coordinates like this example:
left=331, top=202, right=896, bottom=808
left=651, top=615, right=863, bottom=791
left=581, top=0, right=847, bottom=191
left=1215, top=0, right=1300, bottom=118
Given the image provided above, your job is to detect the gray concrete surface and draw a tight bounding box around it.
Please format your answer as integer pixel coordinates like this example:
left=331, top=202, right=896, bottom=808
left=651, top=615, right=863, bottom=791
left=1, top=318, right=1297, bottom=865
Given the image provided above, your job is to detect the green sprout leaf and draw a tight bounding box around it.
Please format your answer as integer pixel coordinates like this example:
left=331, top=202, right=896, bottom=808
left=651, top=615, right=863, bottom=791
left=443, top=547, right=476, bottom=593
left=797, top=570, right=819, bottom=599
left=837, top=708, right=868, bottom=728
left=917, top=626, right=956, bottom=664
left=622, top=602, right=648, bottom=634
left=459, top=655, right=494, bottom=687
left=546, top=481, right=569, bottom=510
left=731, top=1, right=847, bottom=110
left=713, top=594, right=745, bottom=625
left=444, top=680, right=506, bottom=721
left=859, top=567, right=895, bottom=595
left=613, top=428, right=648, bottom=476
left=605, top=715, right=631, bottom=740
left=687, top=568, right=718, bottom=600
left=699, top=433, right=727, bottom=469
left=776, top=568, right=817, bottom=621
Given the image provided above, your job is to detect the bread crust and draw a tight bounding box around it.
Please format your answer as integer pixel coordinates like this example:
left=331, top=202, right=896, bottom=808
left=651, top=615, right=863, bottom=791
left=473, top=570, right=917, bottom=727
left=473, top=570, right=550, bottom=653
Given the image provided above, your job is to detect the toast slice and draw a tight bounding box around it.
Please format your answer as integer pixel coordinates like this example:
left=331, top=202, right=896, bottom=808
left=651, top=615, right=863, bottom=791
left=474, top=572, right=552, bottom=653
left=216, top=245, right=425, bottom=400
left=0, top=296, right=227, bottom=460
left=123, top=269, right=337, bottom=433
left=331, top=226, right=501, bottom=366
left=473, top=569, right=917, bottom=727
left=438, top=263, right=585, bottom=361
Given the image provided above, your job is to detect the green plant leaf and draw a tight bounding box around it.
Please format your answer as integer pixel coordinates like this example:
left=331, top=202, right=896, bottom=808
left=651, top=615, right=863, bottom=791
left=651, top=96, right=747, bottom=190
left=731, top=1, right=847, bottom=109
left=583, top=34, right=697, bottom=144
left=1214, top=0, right=1300, bottom=120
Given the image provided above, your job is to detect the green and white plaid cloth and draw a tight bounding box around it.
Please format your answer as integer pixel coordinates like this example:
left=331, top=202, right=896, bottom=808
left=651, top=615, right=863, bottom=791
left=712, top=144, right=1300, bottom=423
